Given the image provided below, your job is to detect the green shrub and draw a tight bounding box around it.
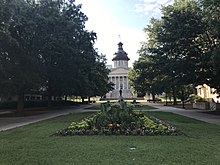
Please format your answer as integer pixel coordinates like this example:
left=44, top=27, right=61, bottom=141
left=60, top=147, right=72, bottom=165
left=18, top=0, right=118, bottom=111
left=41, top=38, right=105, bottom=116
left=189, top=94, right=206, bottom=103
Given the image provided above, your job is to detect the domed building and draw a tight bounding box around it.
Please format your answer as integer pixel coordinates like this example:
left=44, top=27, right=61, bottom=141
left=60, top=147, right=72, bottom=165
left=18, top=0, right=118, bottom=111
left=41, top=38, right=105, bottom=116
left=106, top=42, right=133, bottom=99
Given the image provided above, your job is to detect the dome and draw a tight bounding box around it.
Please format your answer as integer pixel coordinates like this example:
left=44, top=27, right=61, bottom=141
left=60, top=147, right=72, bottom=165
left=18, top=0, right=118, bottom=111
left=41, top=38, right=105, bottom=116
left=112, top=42, right=130, bottom=61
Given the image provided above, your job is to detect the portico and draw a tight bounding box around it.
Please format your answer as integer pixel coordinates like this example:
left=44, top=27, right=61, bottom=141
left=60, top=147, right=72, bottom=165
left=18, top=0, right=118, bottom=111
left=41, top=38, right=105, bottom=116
left=109, top=76, right=129, bottom=90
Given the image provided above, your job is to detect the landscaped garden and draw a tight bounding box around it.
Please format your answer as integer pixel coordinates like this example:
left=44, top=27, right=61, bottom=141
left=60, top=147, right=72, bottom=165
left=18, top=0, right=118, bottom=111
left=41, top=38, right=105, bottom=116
left=1, top=110, right=220, bottom=164
left=56, top=102, right=178, bottom=136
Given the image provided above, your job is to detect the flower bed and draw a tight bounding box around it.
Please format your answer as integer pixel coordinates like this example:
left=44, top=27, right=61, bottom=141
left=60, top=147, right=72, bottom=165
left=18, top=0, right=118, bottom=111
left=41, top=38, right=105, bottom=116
left=55, top=102, right=181, bottom=136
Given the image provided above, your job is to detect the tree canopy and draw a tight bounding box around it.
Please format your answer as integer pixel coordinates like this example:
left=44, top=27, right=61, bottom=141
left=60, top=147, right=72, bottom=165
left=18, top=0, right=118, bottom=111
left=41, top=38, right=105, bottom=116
left=129, top=0, right=220, bottom=104
left=0, top=0, right=112, bottom=112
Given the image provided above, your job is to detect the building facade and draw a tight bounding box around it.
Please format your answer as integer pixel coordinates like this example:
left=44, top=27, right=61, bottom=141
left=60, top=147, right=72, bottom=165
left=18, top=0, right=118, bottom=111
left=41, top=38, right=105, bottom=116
left=196, top=84, right=220, bottom=103
left=106, top=42, right=133, bottom=99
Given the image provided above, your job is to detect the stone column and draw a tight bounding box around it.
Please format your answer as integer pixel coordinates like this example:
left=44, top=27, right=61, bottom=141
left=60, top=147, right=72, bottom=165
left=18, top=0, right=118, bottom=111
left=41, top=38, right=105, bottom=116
left=116, top=76, right=118, bottom=89
left=127, top=76, right=129, bottom=89
left=114, top=77, right=116, bottom=89
left=117, top=76, right=120, bottom=89
left=120, top=76, right=123, bottom=89
left=122, top=76, right=124, bottom=89
left=124, top=76, right=127, bottom=90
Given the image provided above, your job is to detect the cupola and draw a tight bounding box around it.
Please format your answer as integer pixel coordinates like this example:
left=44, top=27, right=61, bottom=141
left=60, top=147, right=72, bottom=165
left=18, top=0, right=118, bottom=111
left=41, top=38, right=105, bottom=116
left=112, top=42, right=130, bottom=68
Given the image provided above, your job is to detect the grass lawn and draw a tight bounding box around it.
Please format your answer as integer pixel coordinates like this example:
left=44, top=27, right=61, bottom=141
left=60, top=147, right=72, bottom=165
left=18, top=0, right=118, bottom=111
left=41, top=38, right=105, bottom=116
left=133, top=105, right=157, bottom=110
left=85, top=104, right=157, bottom=110
left=85, top=104, right=102, bottom=110
left=0, top=112, right=220, bottom=165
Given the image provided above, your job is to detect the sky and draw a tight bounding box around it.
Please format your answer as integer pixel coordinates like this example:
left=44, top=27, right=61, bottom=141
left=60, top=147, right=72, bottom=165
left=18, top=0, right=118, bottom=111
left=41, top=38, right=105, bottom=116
left=75, top=0, right=174, bottom=67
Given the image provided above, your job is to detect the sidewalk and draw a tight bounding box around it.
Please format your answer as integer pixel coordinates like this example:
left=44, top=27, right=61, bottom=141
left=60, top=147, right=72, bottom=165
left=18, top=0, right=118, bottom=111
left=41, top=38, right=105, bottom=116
left=0, top=105, right=92, bottom=131
left=144, top=102, right=220, bottom=125
left=1, top=103, right=220, bottom=132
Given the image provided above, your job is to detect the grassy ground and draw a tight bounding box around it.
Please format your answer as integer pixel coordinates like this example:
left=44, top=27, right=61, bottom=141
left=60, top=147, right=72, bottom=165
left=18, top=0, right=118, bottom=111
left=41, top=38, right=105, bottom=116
left=0, top=112, right=220, bottom=165
left=134, top=105, right=157, bottom=110
left=85, top=104, right=157, bottom=110
left=85, top=104, right=102, bottom=110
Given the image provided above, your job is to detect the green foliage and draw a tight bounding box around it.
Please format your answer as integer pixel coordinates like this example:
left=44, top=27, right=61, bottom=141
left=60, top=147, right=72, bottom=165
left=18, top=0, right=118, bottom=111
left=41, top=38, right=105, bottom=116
left=200, top=0, right=220, bottom=92
left=132, top=0, right=220, bottom=101
left=55, top=102, right=179, bottom=136
left=0, top=0, right=42, bottom=94
left=176, top=84, right=194, bottom=101
left=189, top=94, right=205, bottom=103
left=87, top=54, right=113, bottom=97
left=0, top=0, right=112, bottom=111
left=129, top=55, right=169, bottom=98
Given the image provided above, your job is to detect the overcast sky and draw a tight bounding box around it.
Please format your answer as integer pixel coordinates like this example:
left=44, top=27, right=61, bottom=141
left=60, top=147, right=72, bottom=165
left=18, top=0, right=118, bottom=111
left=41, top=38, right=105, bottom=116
left=75, top=0, right=174, bottom=67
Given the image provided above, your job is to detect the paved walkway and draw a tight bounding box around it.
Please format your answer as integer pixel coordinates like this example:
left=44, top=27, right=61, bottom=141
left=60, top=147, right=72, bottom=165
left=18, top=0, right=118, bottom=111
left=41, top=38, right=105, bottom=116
left=0, top=105, right=93, bottom=131
left=0, top=103, right=220, bottom=132
left=143, top=103, right=220, bottom=125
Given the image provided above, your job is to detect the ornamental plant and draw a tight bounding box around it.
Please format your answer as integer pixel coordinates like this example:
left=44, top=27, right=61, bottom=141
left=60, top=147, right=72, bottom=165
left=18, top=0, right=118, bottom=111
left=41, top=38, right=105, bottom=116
left=55, top=101, right=181, bottom=136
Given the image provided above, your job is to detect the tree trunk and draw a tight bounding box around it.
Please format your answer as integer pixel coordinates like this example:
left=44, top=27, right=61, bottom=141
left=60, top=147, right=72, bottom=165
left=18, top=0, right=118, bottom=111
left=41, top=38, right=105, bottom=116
left=152, top=93, right=156, bottom=103
left=193, top=84, right=197, bottom=95
left=172, top=87, right=177, bottom=105
left=165, top=92, right=168, bottom=106
left=17, top=90, right=24, bottom=113
left=181, top=89, right=185, bottom=109
left=47, top=80, right=52, bottom=107
left=82, top=97, right=85, bottom=103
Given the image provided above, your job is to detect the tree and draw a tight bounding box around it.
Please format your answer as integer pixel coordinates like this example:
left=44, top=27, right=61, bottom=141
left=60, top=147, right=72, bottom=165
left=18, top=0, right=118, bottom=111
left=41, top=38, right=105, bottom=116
left=132, top=0, right=216, bottom=106
left=33, top=0, right=99, bottom=105
left=158, top=0, right=211, bottom=106
left=159, top=1, right=210, bottom=86
left=0, top=0, right=110, bottom=112
left=87, top=53, right=113, bottom=100
left=200, top=0, right=220, bottom=92
left=0, top=0, right=43, bottom=112
left=129, top=55, right=165, bottom=100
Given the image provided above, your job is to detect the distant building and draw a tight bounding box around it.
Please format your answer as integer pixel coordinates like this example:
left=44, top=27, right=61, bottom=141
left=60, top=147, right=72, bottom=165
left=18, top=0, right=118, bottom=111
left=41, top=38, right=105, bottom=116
left=196, top=84, right=220, bottom=103
left=105, top=42, right=133, bottom=99
left=106, top=65, right=112, bottom=70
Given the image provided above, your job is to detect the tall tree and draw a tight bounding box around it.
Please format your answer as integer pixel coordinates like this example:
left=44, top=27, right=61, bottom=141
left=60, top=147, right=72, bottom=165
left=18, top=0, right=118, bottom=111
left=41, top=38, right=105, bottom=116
left=87, top=53, right=113, bottom=100
left=0, top=0, right=43, bottom=112
left=33, top=0, right=98, bottom=105
left=201, top=0, right=220, bottom=92
left=0, top=0, right=110, bottom=112
left=132, top=0, right=215, bottom=105
left=129, top=55, right=165, bottom=100
left=158, top=0, right=209, bottom=86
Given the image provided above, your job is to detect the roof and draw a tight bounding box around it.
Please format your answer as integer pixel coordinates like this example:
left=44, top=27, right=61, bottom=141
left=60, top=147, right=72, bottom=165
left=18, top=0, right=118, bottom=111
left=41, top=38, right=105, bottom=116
left=112, top=42, right=130, bottom=61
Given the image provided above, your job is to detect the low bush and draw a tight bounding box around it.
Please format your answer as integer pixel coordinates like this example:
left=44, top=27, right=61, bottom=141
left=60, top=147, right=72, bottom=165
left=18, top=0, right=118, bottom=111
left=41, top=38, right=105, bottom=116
left=189, top=94, right=206, bottom=103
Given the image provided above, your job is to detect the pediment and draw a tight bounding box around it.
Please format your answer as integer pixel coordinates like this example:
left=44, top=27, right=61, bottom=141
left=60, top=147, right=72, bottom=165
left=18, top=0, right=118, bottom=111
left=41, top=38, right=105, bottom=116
left=109, top=67, right=129, bottom=75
